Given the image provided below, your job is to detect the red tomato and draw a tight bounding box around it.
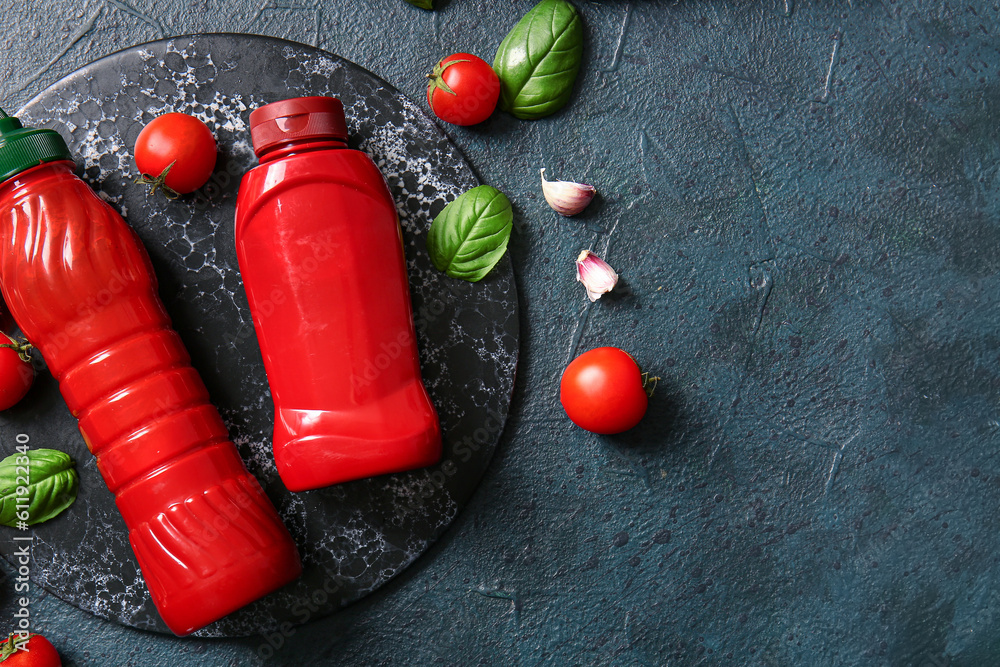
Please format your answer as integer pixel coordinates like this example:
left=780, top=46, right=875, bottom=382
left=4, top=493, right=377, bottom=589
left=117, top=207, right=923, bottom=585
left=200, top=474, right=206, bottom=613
left=426, top=53, right=500, bottom=126
left=0, top=633, right=62, bottom=666
left=134, top=113, right=217, bottom=196
left=560, top=347, right=648, bottom=434
left=0, top=336, right=33, bottom=411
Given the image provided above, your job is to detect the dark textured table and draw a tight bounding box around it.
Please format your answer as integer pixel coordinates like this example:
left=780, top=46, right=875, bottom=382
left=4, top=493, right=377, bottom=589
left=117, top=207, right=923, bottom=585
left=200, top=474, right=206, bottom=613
left=3, top=1, right=999, bottom=665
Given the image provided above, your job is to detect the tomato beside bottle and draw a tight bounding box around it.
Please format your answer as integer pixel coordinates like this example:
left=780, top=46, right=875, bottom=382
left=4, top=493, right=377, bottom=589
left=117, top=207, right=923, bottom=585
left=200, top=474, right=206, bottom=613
left=0, top=335, right=33, bottom=411
left=426, top=53, right=500, bottom=126
left=134, top=113, right=216, bottom=197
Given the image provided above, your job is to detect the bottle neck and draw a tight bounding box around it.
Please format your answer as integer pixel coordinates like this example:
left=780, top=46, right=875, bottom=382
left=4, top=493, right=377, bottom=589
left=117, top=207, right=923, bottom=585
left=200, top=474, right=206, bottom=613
left=0, top=159, right=75, bottom=198
left=256, top=138, right=348, bottom=164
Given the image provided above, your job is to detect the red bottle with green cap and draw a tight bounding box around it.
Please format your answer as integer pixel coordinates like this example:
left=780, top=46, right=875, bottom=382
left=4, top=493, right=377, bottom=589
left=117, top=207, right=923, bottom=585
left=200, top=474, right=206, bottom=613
left=234, top=96, right=442, bottom=491
left=0, top=108, right=302, bottom=636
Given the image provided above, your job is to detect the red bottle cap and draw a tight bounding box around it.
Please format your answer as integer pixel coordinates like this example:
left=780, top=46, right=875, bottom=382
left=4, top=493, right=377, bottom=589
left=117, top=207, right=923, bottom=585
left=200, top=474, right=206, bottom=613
left=248, top=96, right=349, bottom=156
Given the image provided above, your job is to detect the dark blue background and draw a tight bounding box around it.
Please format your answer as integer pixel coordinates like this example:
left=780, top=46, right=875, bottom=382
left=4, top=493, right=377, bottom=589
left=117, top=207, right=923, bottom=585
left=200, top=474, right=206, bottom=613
left=3, top=1, right=999, bottom=665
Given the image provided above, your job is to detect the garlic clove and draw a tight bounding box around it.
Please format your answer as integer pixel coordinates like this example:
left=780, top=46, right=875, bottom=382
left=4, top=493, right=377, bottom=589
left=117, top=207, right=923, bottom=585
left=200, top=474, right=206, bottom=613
left=575, top=249, right=618, bottom=302
left=541, top=168, right=596, bottom=216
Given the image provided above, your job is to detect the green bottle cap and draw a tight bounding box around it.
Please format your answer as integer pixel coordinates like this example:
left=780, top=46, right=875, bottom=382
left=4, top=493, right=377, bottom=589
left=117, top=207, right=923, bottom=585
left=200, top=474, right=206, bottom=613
left=0, top=108, right=73, bottom=183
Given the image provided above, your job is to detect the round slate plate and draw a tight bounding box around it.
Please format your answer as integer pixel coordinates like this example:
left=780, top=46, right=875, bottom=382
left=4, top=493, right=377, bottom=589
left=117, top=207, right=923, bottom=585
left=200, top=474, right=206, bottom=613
left=0, top=34, right=518, bottom=637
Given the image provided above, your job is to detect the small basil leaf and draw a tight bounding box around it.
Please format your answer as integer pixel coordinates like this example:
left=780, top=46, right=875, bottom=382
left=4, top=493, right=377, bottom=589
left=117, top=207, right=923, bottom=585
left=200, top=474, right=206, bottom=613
left=427, top=185, right=514, bottom=282
left=404, top=0, right=434, bottom=8
left=493, top=0, right=584, bottom=120
left=0, top=448, right=78, bottom=527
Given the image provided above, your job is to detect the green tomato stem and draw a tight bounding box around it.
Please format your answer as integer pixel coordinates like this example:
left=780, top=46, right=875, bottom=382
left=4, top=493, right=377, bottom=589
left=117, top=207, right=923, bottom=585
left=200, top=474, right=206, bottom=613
left=0, top=632, right=34, bottom=661
left=642, top=372, right=660, bottom=398
left=135, top=160, right=181, bottom=199
left=427, top=59, right=472, bottom=97
left=0, top=336, right=33, bottom=363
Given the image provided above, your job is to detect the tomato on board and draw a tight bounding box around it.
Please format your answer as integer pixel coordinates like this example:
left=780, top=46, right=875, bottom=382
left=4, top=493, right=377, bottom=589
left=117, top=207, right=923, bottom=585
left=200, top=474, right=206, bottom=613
left=134, top=112, right=217, bottom=197
left=426, top=53, right=500, bottom=126
left=0, top=336, right=33, bottom=411
left=0, top=633, right=62, bottom=666
left=560, top=347, right=648, bottom=434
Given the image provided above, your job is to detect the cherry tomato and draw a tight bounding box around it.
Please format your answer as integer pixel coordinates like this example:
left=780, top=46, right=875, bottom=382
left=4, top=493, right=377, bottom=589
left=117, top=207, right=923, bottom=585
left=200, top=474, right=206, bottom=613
left=426, top=53, right=500, bottom=126
left=0, top=336, right=33, bottom=411
left=134, top=113, right=217, bottom=197
left=0, top=633, right=62, bottom=666
left=560, top=347, right=648, bottom=434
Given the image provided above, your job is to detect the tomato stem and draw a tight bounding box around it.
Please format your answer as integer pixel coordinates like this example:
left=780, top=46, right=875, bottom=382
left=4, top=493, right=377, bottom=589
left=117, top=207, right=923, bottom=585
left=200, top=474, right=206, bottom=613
left=135, top=160, right=181, bottom=199
left=0, top=632, right=33, bottom=660
left=427, top=58, right=471, bottom=97
left=0, top=336, right=33, bottom=363
left=642, top=372, right=660, bottom=398
left=0, top=633, right=13, bottom=661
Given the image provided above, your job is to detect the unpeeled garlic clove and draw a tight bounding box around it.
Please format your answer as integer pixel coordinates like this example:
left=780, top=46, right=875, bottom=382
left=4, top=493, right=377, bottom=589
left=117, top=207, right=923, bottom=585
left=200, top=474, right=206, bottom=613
left=576, top=250, right=618, bottom=302
left=541, top=168, right=596, bottom=216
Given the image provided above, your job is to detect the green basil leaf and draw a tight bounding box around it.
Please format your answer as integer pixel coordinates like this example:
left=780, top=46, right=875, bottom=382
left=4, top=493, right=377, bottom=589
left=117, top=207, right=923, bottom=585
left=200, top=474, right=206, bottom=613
left=427, top=185, right=514, bottom=282
left=493, top=0, right=584, bottom=120
left=404, top=0, right=434, bottom=9
left=0, top=448, right=78, bottom=527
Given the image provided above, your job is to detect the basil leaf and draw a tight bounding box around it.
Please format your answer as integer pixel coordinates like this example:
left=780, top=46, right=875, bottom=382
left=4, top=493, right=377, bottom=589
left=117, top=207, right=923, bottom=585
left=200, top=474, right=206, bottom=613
left=404, top=0, right=434, bottom=8
left=0, top=448, right=78, bottom=527
left=427, top=185, right=514, bottom=282
left=493, top=0, right=584, bottom=120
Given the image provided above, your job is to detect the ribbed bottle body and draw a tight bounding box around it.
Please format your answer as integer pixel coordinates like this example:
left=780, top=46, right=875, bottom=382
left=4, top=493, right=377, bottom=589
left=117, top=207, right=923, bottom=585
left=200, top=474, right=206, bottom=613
left=0, top=162, right=301, bottom=635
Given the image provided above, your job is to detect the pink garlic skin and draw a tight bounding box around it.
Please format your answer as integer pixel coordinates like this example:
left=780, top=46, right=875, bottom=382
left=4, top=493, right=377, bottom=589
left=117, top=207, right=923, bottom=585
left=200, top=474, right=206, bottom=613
left=575, top=249, right=618, bottom=302
left=541, top=168, right=596, bottom=216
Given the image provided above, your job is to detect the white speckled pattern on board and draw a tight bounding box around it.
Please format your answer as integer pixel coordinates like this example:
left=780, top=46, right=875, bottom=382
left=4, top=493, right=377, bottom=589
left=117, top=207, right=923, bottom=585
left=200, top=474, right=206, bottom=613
left=0, top=34, right=518, bottom=637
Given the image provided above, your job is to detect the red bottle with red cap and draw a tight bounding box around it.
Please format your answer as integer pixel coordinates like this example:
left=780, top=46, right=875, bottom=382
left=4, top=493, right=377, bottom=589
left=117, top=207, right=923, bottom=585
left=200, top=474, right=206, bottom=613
left=234, top=96, right=441, bottom=491
left=0, top=108, right=301, bottom=635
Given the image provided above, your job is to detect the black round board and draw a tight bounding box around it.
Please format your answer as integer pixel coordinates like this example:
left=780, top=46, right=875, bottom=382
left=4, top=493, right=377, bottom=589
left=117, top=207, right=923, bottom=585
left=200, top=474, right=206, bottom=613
left=0, top=34, right=518, bottom=637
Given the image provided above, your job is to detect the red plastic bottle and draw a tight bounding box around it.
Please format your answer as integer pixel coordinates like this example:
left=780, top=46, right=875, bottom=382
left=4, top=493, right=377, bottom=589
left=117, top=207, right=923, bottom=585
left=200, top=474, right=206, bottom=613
left=234, top=96, right=441, bottom=491
left=0, top=109, right=301, bottom=636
